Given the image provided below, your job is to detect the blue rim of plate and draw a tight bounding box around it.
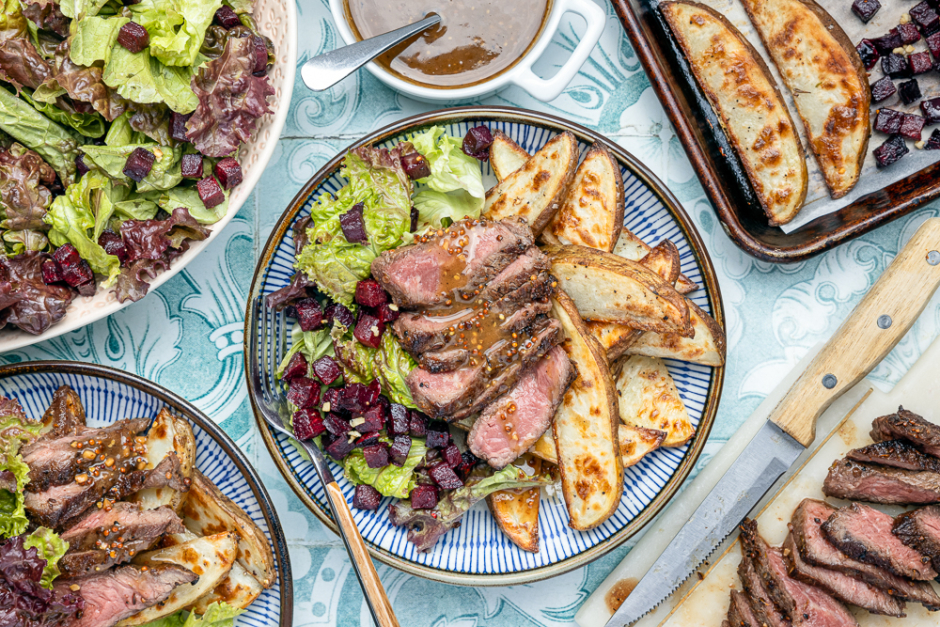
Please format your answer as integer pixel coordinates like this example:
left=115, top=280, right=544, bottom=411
left=0, top=360, right=293, bottom=626
left=245, top=105, right=725, bottom=586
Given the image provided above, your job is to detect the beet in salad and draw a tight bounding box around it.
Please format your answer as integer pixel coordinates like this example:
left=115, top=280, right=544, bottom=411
left=0, top=0, right=276, bottom=336
left=268, top=125, right=569, bottom=552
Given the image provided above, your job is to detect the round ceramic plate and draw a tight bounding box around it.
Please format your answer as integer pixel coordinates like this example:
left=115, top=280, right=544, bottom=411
left=0, top=0, right=297, bottom=354
left=246, top=106, right=725, bottom=585
left=0, top=361, right=292, bottom=626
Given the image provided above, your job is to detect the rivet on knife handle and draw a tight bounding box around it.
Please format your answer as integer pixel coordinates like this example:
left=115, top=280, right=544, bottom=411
left=768, top=217, right=940, bottom=447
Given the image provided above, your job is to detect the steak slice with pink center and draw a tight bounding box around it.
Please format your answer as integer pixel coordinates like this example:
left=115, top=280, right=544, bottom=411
left=823, top=458, right=940, bottom=505
left=871, top=407, right=940, bottom=458
left=893, top=505, right=940, bottom=574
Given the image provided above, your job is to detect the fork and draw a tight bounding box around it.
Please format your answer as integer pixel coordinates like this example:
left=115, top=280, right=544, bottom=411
left=248, top=297, right=400, bottom=627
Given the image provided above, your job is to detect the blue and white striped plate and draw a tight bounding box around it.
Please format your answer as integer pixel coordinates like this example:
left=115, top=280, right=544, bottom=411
left=247, top=107, right=724, bottom=585
left=0, top=362, right=291, bottom=625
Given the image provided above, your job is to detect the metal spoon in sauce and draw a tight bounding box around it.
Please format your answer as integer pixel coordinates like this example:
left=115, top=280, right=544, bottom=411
left=301, top=13, right=441, bottom=91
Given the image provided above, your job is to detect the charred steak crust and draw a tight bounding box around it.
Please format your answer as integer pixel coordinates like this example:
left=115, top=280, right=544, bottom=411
left=823, top=458, right=940, bottom=505
left=847, top=440, right=940, bottom=472
left=893, top=505, right=940, bottom=573
left=728, top=588, right=761, bottom=627
left=871, top=407, right=940, bottom=458
left=40, top=385, right=87, bottom=440
left=738, top=547, right=793, bottom=627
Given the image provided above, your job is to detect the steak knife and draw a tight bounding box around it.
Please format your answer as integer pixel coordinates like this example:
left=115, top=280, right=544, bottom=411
left=606, top=217, right=940, bottom=627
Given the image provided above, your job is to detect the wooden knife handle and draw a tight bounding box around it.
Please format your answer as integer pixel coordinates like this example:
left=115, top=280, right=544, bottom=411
left=769, top=218, right=940, bottom=446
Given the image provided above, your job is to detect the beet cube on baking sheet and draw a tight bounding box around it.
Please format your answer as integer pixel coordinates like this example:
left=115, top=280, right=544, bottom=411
left=883, top=53, right=912, bottom=79
left=428, top=462, right=464, bottom=489
left=925, top=128, right=940, bottom=149
left=900, top=22, right=922, bottom=45
left=287, top=377, right=319, bottom=409
left=426, top=420, right=451, bottom=448
left=873, top=135, right=910, bottom=167
left=123, top=147, right=155, bottom=182
left=410, top=484, right=438, bottom=509
left=281, top=351, right=308, bottom=381
left=874, top=108, right=903, bottom=134
left=197, top=176, right=225, bottom=208
left=312, top=355, right=342, bottom=385
left=870, top=76, right=897, bottom=103
left=355, top=279, right=388, bottom=308
left=441, top=444, right=462, bottom=468
left=409, top=411, right=428, bottom=437
left=852, top=0, right=880, bottom=22
left=929, top=32, right=940, bottom=59
left=900, top=114, right=926, bottom=140
left=388, top=403, right=410, bottom=436
left=362, top=443, right=390, bottom=468
left=295, top=297, right=324, bottom=331
left=899, top=79, right=922, bottom=105
left=292, top=408, right=325, bottom=440
left=390, top=434, right=412, bottom=466
left=873, top=28, right=902, bottom=54
left=41, top=258, right=63, bottom=285
left=353, top=485, right=382, bottom=510
left=117, top=22, right=149, bottom=53
left=214, top=157, right=242, bottom=189
left=180, top=153, right=203, bottom=179
left=912, top=1, right=940, bottom=34
left=911, top=51, right=933, bottom=75
left=856, top=39, right=880, bottom=70
left=922, top=97, right=940, bottom=123
left=402, top=152, right=431, bottom=180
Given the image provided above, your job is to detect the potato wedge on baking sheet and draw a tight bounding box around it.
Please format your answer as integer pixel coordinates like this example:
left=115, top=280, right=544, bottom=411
left=490, top=130, right=530, bottom=181
left=615, top=355, right=695, bottom=447
left=613, top=230, right=698, bottom=295
left=550, top=291, right=623, bottom=530
left=130, top=408, right=195, bottom=513
left=626, top=300, right=726, bottom=367
left=484, top=131, right=578, bottom=235
left=487, top=454, right=543, bottom=553
left=545, top=244, right=692, bottom=337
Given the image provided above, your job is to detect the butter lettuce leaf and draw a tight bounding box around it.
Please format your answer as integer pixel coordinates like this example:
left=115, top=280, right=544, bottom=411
left=375, top=331, right=416, bottom=408
left=408, top=126, right=484, bottom=232
left=59, top=0, right=112, bottom=18
left=23, top=527, right=68, bottom=588
left=276, top=324, right=333, bottom=380
left=139, top=602, right=245, bottom=627
left=157, top=185, right=228, bottom=224
left=0, top=85, right=79, bottom=184
left=102, top=46, right=198, bottom=114
left=81, top=143, right=182, bottom=192
left=69, top=15, right=128, bottom=66
left=129, top=0, right=223, bottom=67
left=341, top=435, right=426, bottom=499
left=21, top=90, right=106, bottom=138
left=0, top=397, right=42, bottom=539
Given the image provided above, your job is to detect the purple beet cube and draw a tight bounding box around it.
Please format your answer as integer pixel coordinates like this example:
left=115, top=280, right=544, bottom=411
left=322, top=387, right=341, bottom=412
left=293, top=408, right=325, bottom=440
left=324, top=412, right=351, bottom=437
left=123, top=147, right=155, bottom=182
left=354, top=310, right=384, bottom=348
left=355, top=279, right=388, bottom=308
left=428, top=462, right=463, bottom=489
left=197, top=176, right=225, bottom=208
left=462, top=125, right=494, bottom=160
left=170, top=112, right=191, bottom=143
left=325, top=303, right=355, bottom=329
left=340, top=202, right=368, bottom=244
left=214, top=5, right=241, bottom=28
left=911, top=51, right=933, bottom=75
left=295, top=297, right=325, bottom=331
left=873, top=135, right=909, bottom=167
left=214, top=157, right=242, bottom=189
left=53, top=244, right=94, bottom=287
left=41, top=258, right=63, bottom=284
left=870, top=77, right=897, bottom=103
left=287, top=377, right=320, bottom=409
left=925, top=128, right=940, bottom=149
left=928, top=32, right=940, bottom=59
left=180, top=153, right=203, bottom=179
left=856, top=39, right=880, bottom=70
left=851, top=0, right=880, bottom=22
left=410, top=484, right=438, bottom=509
left=325, top=434, right=355, bottom=460
left=355, top=432, right=380, bottom=448
left=312, top=355, right=342, bottom=385
left=251, top=36, right=268, bottom=75
left=402, top=152, right=431, bottom=180
left=98, top=230, right=127, bottom=264
left=358, top=405, right=385, bottom=433
left=76, top=281, right=96, bottom=296
left=883, top=53, right=912, bottom=79
left=454, top=450, right=479, bottom=481
left=874, top=108, right=904, bottom=134
left=389, top=435, right=412, bottom=466
left=365, top=380, right=382, bottom=406
left=900, top=22, right=923, bottom=45
left=409, top=206, right=419, bottom=232
left=362, top=443, right=390, bottom=469
left=388, top=404, right=410, bottom=436
left=117, top=22, right=149, bottom=53
left=353, top=485, right=382, bottom=510
left=409, top=411, right=428, bottom=438
left=874, top=28, right=902, bottom=54
left=53, top=243, right=80, bottom=268
left=912, top=1, right=940, bottom=34
left=922, top=97, right=940, bottom=123
left=75, top=154, right=90, bottom=178
left=441, top=443, right=462, bottom=468
left=426, top=421, right=451, bottom=449
left=900, top=114, right=926, bottom=140
left=899, top=79, right=922, bottom=105
left=281, top=351, right=308, bottom=381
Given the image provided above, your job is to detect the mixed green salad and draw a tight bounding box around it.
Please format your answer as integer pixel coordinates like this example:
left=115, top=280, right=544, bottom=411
left=0, top=0, right=275, bottom=335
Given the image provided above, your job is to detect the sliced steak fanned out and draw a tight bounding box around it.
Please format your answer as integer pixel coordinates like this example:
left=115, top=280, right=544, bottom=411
left=871, top=407, right=940, bottom=457
left=782, top=532, right=905, bottom=617
left=418, top=348, right=470, bottom=373
left=740, top=519, right=859, bottom=627
left=728, top=588, right=761, bottom=627
left=39, top=385, right=87, bottom=440
left=469, top=346, right=574, bottom=468
left=847, top=440, right=940, bottom=472
left=893, top=505, right=940, bottom=573
left=476, top=246, right=550, bottom=302
left=823, top=458, right=940, bottom=505
left=822, top=502, right=938, bottom=581
left=738, top=549, right=792, bottom=627
left=57, top=564, right=196, bottom=627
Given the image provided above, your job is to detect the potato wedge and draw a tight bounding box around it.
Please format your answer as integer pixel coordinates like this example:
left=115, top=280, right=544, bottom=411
left=181, top=470, right=276, bottom=589
left=626, top=300, right=726, bottom=367
left=619, top=425, right=667, bottom=467
left=613, top=230, right=698, bottom=295
left=41, top=385, right=86, bottom=434
left=639, top=240, right=680, bottom=285
left=484, top=131, right=578, bottom=235
left=615, top=355, right=695, bottom=447
left=545, top=244, right=692, bottom=337
left=131, top=408, right=195, bottom=512
left=489, top=130, right=530, bottom=181
left=487, top=455, right=543, bottom=553
left=662, top=1, right=808, bottom=223
left=543, top=145, right=624, bottom=253
left=121, top=532, right=238, bottom=625
left=738, top=0, right=869, bottom=199
left=550, top=290, right=623, bottom=530
left=586, top=320, right=643, bottom=362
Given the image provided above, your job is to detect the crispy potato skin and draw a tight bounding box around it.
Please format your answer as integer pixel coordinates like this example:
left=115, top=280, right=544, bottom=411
left=613, top=230, right=698, bottom=294
left=619, top=425, right=666, bottom=467
left=662, top=1, right=808, bottom=224
left=626, top=300, right=726, bottom=367
left=489, top=130, right=530, bottom=181
left=131, top=409, right=195, bottom=512
left=615, top=355, right=695, bottom=447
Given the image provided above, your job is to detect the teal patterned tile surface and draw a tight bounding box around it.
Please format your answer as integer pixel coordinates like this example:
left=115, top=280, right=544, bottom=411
left=5, top=0, right=940, bottom=624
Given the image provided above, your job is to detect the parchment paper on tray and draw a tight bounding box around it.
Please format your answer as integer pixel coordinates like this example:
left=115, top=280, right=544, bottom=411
left=667, top=0, right=940, bottom=233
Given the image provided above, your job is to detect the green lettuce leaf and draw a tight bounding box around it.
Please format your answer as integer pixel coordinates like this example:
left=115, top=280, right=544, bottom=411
left=222, top=0, right=252, bottom=13
left=331, top=324, right=375, bottom=384
left=276, top=324, right=333, bottom=380
left=21, top=91, right=106, bottom=139
left=24, top=527, right=68, bottom=588
left=296, top=242, right=375, bottom=309
left=81, top=143, right=182, bottom=192
left=0, top=402, right=42, bottom=539
left=157, top=185, right=228, bottom=224
left=104, top=111, right=144, bottom=147
left=341, top=435, right=426, bottom=499
left=59, top=0, right=112, bottom=18
left=411, top=189, right=481, bottom=234
left=69, top=16, right=129, bottom=66
left=408, top=126, right=484, bottom=232
left=128, top=0, right=223, bottom=67
left=140, top=602, right=245, bottom=627
left=0, top=85, right=79, bottom=184
left=374, top=331, right=416, bottom=408
left=102, top=46, right=199, bottom=114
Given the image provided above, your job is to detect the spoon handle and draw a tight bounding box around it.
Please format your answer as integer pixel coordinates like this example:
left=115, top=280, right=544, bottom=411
left=302, top=14, right=441, bottom=91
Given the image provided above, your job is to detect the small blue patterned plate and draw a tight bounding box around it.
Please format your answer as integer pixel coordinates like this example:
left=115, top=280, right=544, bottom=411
left=0, top=361, right=291, bottom=626
left=246, top=106, right=725, bottom=585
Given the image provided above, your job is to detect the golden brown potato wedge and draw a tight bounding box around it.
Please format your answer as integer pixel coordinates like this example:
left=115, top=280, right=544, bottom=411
left=131, top=408, right=195, bottom=513
left=41, top=385, right=86, bottom=434
left=586, top=320, right=643, bottom=362
left=627, top=300, right=726, bottom=367
left=489, top=130, right=530, bottom=181
left=662, top=1, right=808, bottom=223
left=543, top=145, right=624, bottom=253
left=487, top=454, right=543, bottom=553
left=639, top=240, right=680, bottom=285
left=545, top=244, right=692, bottom=336
left=484, top=131, right=578, bottom=235
left=619, top=424, right=666, bottom=468
left=615, top=355, right=695, bottom=447
left=738, top=0, right=869, bottom=199
left=550, top=290, right=623, bottom=530
left=613, top=230, right=698, bottom=294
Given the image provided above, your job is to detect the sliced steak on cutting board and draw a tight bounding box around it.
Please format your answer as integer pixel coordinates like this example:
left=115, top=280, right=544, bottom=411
left=738, top=547, right=792, bottom=627
left=822, top=458, right=940, bottom=505
left=871, top=408, right=940, bottom=458
left=893, top=505, right=940, bottom=574
left=847, top=440, right=940, bottom=472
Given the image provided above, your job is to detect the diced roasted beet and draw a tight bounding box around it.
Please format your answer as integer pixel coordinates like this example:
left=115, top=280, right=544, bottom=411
left=214, top=5, right=241, bottom=29
left=929, top=32, right=940, bottom=59
left=53, top=243, right=79, bottom=268
left=312, top=355, right=342, bottom=385
left=362, top=443, right=390, bottom=469
left=922, top=97, right=940, bottom=123
left=214, top=157, right=242, bottom=189
left=856, top=39, right=880, bottom=70
left=925, top=128, right=940, bottom=148
left=454, top=450, right=479, bottom=482
left=287, top=377, right=320, bottom=409
left=117, top=22, right=149, bottom=53
left=401, top=152, right=431, bottom=180
left=357, top=405, right=385, bottom=433
left=123, top=147, right=155, bottom=182
left=900, top=23, right=922, bottom=46
left=409, top=206, right=419, bottom=232
left=365, top=379, right=381, bottom=406
left=428, top=462, right=464, bottom=489
left=873, top=135, right=909, bottom=167
left=389, top=435, right=412, bottom=467
left=293, top=408, right=325, bottom=440
left=251, top=36, right=268, bottom=75
left=911, top=51, right=933, bottom=75
left=354, top=432, right=380, bottom=448
left=375, top=302, right=400, bottom=325
left=180, top=153, right=203, bottom=179
left=41, top=258, right=63, bottom=284
left=873, top=28, right=902, bottom=54
left=851, top=0, right=880, bottom=22
left=325, top=434, right=355, bottom=460
left=355, top=279, right=388, bottom=308
left=883, top=53, right=912, bottom=79
left=441, top=444, right=462, bottom=468
left=870, top=76, right=897, bottom=102
left=339, top=202, right=368, bottom=244
left=426, top=420, right=451, bottom=449
left=353, top=484, right=382, bottom=510
left=282, top=351, right=308, bottom=381
left=409, top=411, right=428, bottom=437
left=322, top=387, right=341, bottom=412
left=874, top=108, right=904, bottom=134
left=912, top=1, right=940, bottom=34
left=336, top=381, right=380, bottom=415
left=53, top=244, right=93, bottom=287
left=294, top=297, right=325, bottom=331
left=354, top=310, right=384, bottom=348
left=324, top=412, right=351, bottom=437
left=462, top=125, right=493, bottom=160
left=170, top=113, right=191, bottom=143
left=76, top=281, right=97, bottom=297
left=899, top=78, right=922, bottom=105
left=900, top=113, right=926, bottom=140
left=197, top=176, right=225, bottom=208
left=325, top=302, right=355, bottom=329
left=388, top=404, right=410, bottom=436
left=75, top=154, right=90, bottom=178
left=98, top=230, right=127, bottom=265
left=422, top=447, right=440, bottom=466
left=410, top=484, right=438, bottom=509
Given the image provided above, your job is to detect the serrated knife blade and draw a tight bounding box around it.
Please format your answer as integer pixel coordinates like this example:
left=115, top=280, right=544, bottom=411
left=604, top=421, right=805, bottom=627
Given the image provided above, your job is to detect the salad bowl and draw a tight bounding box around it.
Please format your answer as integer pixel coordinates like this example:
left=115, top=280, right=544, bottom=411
left=245, top=106, right=725, bottom=585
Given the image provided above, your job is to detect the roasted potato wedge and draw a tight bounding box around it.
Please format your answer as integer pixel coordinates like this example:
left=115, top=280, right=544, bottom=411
left=550, top=290, right=623, bottom=530
left=484, top=131, right=578, bottom=235
left=662, top=1, right=808, bottom=223
left=543, top=145, right=624, bottom=253
left=615, top=355, right=695, bottom=447
left=586, top=320, right=643, bottom=362
left=545, top=244, right=692, bottom=337
left=619, top=425, right=667, bottom=467
left=613, top=230, right=698, bottom=294
left=131, top=408, right=195, bottom=512
left=489, top=130, right=530, bottom=181
left=639, top=240, right=680, bottom=285
left=738, top=0, right=869, bottom=199
left=181, top=470, right=276, bottom=589
left=626, top=300, right=726, bottom=367
left=41, top=385, right=86, bottom=435
left=487, top=455, right=543, bottom=553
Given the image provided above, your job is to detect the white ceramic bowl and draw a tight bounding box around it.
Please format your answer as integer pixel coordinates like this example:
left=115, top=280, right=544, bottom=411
left=0, top=0, right=297, bottom=353
left=328, top=0, right=605, bottom=102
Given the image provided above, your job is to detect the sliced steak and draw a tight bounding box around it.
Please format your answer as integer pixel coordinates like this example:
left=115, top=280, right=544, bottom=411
left=469, top=346, right=574, bottom=468
left=39, top=385, right=87, bottom=440
left=740, top=519, right=858, bottom=627
left=418, top=348, right=470, bottom=373
left=893, top=505, right=940, bottom=574
left=782, top=532, right=905, bottom=617
left=738, top=548, right=792, bottom=627
left=822, top=502, right=937, bottom=581
left=823, top=458, right=940, bottom=505
left=57, top=564, right=196, bottom=627
left=476, top=246, right=550, bottom=302
left=847, top=440, right=940, bottom=472
left=728, top=588, right=761, bottom=627
left=871, top=407, right=940, bottom=458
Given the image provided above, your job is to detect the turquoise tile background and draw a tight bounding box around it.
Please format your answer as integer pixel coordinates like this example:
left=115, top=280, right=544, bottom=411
left=5, top=1, right=940, bottom=625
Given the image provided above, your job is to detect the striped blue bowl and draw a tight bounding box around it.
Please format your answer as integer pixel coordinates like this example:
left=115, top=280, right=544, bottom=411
left=246, top=106, right=725, bottom=585
left=0, top=362, right=291, bottom=625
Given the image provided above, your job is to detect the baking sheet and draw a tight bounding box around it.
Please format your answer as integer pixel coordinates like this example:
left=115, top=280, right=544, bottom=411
left=661, top=0, right=940, bottom=233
